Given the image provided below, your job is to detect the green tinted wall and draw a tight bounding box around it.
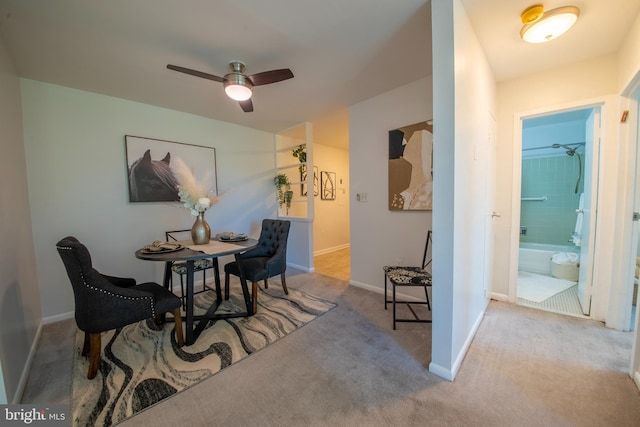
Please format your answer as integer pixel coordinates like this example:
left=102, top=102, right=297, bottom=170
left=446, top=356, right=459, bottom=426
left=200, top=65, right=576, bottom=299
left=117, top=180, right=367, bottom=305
left=520, top=155, right=584, bottom=246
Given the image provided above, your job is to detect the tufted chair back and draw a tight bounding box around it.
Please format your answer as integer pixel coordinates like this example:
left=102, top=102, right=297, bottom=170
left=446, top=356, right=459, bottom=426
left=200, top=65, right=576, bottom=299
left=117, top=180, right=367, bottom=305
left=224, top=219, right=291, bottom=313
left=241, top=219, right=290, bottom=274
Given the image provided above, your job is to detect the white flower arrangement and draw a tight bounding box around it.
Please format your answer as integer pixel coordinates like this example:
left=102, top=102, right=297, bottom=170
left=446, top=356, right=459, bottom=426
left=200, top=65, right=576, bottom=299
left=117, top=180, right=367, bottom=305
left=171, top=157, right=217, bottom=216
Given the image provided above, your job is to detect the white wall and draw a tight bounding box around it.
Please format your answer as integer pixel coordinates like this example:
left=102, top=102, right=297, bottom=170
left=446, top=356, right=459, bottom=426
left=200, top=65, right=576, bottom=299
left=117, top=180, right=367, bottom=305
left=430, top=0, right=495, bottom=380
left=0, top=37, right=42, bottom=402
left=493, top=54, right=620, bottom=323
left=349, top=76, right=432, bottom=294
left=313, top=143, right=350, bottom=255
left=20, top=79, right=277, bottom=319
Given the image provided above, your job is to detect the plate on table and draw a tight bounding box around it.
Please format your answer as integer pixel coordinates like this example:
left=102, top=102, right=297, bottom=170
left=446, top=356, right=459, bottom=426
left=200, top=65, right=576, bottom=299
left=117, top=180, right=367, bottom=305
left=216, top=232, right=249, bottom=242
left=140, top=242, right=184, bottom=254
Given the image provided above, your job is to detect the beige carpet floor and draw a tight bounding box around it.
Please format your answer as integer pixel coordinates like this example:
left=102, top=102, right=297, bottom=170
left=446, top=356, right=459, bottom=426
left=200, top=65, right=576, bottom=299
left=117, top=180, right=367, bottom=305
left=21, top=270, right=640, bottom=426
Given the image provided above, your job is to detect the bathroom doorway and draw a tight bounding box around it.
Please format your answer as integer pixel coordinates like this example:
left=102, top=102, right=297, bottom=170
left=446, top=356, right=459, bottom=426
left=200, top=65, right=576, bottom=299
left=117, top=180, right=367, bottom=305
left=516, top=107, right=599, bottom=318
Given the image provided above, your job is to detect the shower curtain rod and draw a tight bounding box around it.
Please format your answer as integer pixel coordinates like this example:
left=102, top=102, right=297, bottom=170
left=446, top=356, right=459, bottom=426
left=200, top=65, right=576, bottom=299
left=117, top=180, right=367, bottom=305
left=522, top=142, right=585, bottom=152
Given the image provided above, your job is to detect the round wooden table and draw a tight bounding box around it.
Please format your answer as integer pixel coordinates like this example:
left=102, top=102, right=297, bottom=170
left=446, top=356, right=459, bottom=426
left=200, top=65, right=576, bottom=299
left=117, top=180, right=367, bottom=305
left=135, top=238, right=258, bottom=345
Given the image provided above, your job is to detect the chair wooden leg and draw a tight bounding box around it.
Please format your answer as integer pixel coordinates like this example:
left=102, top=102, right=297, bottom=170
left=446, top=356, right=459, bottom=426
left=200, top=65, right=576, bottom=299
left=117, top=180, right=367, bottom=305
left=172, top=307, right=185, bottom=347
left=224, top=272, right=230, bottom=300
left=252, top=281, right=258, bottom=313
left=82, top=331, right=90, bottom=357
left=88, top=333, right=101, bottom=379
left=264, top=279, right=269, bottom=289
left=280, top=273, right=289, bottom=295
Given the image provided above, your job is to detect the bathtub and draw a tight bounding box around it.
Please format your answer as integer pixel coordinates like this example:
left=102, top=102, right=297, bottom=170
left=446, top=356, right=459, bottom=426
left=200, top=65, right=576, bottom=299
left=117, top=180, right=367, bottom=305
left=518, top=242, right=579, bottom=276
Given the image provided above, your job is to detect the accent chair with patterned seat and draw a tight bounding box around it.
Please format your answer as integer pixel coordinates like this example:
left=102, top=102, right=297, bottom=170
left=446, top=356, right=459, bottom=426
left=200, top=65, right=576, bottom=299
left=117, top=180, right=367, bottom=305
left=165, top=229, right=219, bottom=309
left=383, top=230, right=433, bottom=330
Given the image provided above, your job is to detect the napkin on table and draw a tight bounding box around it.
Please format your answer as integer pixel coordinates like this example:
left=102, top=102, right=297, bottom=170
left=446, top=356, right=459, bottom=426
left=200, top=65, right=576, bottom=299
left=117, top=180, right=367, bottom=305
left=142, top=241, right=181, bottom=252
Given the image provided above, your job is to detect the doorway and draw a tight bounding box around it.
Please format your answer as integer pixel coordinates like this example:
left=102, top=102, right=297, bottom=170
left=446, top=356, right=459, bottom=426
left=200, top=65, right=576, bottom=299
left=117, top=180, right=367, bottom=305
left=516, top=107, right=599, bottom=318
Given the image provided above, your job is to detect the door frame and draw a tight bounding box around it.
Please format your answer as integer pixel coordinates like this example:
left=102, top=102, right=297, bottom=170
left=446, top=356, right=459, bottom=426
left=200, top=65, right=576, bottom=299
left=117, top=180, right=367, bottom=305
left=620, top=74, right=640, bottom=387
left=508, top=98, right=607, bottom=316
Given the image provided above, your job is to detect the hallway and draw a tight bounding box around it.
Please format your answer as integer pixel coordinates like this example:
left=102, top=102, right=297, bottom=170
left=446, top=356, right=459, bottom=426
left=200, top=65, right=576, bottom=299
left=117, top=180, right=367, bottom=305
left=314, top=247, right=350, bottom=282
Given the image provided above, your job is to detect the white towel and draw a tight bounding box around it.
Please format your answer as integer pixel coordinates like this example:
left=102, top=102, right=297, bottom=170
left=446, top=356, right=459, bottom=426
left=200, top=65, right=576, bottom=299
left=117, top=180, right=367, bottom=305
left=572, top=193, right=584, bottom=247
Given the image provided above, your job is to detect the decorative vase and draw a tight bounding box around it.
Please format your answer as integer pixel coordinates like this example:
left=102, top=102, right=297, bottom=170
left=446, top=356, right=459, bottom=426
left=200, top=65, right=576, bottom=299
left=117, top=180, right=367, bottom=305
left=191, top=211, right=211, bottom=245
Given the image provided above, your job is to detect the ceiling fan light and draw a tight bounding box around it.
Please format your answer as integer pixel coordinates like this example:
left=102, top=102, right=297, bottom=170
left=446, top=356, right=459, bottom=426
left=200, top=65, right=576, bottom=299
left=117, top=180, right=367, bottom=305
left=520, top=6, right=580, bottom=44
left=223, top=73, right=253, bottom=101
left=225, top=84, right=252, bottom=101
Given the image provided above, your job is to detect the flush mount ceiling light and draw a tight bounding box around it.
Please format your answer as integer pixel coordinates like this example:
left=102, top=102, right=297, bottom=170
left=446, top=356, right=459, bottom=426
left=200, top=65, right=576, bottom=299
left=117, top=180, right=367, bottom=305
left=520, top=4, right=580, bottom=44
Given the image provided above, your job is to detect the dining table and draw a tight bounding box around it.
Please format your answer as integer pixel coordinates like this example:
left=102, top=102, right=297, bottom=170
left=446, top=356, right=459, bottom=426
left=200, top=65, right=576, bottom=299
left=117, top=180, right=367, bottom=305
left=135, top=237, right=258, bottom=345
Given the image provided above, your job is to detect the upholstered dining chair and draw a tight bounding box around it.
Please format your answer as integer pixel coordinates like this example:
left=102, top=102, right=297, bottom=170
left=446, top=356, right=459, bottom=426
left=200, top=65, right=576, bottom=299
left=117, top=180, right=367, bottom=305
left=383, top=230, right=432, bottom=330
left=56, top=236, right=184, bottom=380
left=224, top=219, right=291, bottom=313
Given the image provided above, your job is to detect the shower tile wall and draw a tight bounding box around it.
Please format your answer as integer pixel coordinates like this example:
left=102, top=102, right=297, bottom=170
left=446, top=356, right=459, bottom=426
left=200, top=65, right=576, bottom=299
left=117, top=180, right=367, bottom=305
left=521, top=155, right=583, bottom=246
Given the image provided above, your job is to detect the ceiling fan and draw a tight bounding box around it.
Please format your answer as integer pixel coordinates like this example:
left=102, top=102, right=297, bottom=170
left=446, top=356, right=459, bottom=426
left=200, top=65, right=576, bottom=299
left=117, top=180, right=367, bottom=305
left=167, top=61, right=294, bottom=112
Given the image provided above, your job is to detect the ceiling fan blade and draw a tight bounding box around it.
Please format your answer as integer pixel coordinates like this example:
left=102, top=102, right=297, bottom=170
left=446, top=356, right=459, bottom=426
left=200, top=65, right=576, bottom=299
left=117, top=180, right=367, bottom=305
left=239, top=99, right=254, bottom=112
left=248, top=69, right=294, bottom=86
left=167, top=64, right=224, bottom=83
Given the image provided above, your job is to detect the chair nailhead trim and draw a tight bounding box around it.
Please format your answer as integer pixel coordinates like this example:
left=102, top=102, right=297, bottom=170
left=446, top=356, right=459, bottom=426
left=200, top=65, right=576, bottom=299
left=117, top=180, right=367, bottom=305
left=57, top=245, right=156, bottom=317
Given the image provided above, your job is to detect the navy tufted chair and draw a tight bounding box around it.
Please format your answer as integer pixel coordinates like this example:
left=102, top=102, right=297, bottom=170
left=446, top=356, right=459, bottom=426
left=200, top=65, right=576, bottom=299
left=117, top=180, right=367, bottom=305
left=56, top=236, right=184, bottom=379
left=224, top=219, right=291, bottom=313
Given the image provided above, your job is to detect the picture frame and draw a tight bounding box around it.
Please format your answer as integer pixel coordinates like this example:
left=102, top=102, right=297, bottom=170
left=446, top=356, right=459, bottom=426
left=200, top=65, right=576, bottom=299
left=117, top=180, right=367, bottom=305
left=321, top=171, right=336, bottom=200
left=301, top=166, right=319, bottom=197
left=388, top=121, right=433, bottom=211
left=125, top=135, right=217, bottom=203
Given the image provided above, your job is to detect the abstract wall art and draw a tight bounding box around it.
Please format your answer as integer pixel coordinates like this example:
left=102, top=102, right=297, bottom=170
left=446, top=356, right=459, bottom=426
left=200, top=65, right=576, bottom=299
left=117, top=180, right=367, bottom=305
left=321, top=171, right=336, bottom=200
left=388, top=121, right=433, bottom=211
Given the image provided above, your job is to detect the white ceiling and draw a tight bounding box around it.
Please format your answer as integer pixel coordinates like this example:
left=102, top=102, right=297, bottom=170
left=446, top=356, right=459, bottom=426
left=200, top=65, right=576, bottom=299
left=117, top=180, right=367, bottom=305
left=462, top=0, right=640, bottom=81
left=0, top=1, right=638, bottom=149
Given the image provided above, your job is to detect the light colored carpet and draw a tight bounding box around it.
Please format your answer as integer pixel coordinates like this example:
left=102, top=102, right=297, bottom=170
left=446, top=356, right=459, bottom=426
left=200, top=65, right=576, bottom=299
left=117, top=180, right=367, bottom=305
left=71, top=285, right=335, bottom=426
left=21, top=271, right=640, bottom=426
left=518, top=270, right=576, bottom=303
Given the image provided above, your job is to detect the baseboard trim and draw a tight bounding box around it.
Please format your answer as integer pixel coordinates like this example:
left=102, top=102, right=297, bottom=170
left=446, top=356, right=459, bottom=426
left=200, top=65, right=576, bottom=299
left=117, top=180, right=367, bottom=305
left=14, top=321, right=44, bottom=403
left=314, top=244, right=350, bottom=257
left=428, top=362, right=454, bottom=381
left=350, top=280, right=431, bottom=303
left=349, top=280, right=382, bottom=294
left=429, top=307, right=485, bottom=382
left=451, top=308, right=485, bottom=379
left=491, top=292, right=508, bottom=302
left=288, top=262, right=313, bottom=273
left=43, top=311, right=74, bottom=324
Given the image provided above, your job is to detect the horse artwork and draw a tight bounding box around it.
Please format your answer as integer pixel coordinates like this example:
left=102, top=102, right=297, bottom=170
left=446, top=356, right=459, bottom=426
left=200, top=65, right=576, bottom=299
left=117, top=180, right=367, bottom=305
left=128, top=149, right=179, bottom=202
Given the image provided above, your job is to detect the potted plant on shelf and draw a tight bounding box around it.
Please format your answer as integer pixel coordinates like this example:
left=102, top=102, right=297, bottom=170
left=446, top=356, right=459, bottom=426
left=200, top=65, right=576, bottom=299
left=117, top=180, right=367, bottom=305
left=292, top=144, right=306, bottom=175
left=274, top=173, right=293, bottom=214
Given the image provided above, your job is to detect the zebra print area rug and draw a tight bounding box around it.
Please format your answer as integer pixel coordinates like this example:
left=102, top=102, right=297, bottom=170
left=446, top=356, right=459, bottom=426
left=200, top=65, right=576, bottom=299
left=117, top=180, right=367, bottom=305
left=71, top=285, right=336, bottom=426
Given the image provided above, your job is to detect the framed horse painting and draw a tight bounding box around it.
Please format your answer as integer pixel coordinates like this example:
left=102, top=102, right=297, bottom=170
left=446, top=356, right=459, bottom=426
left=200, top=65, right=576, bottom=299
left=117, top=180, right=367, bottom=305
left=125, top=135, right=217, bottom=203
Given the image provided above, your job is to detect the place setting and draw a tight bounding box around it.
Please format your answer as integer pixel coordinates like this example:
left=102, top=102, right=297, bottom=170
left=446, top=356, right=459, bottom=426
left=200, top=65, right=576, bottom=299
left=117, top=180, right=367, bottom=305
left=215, top=231, right=248, bottom=242
left=139, top=240, right=185, bottom=254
